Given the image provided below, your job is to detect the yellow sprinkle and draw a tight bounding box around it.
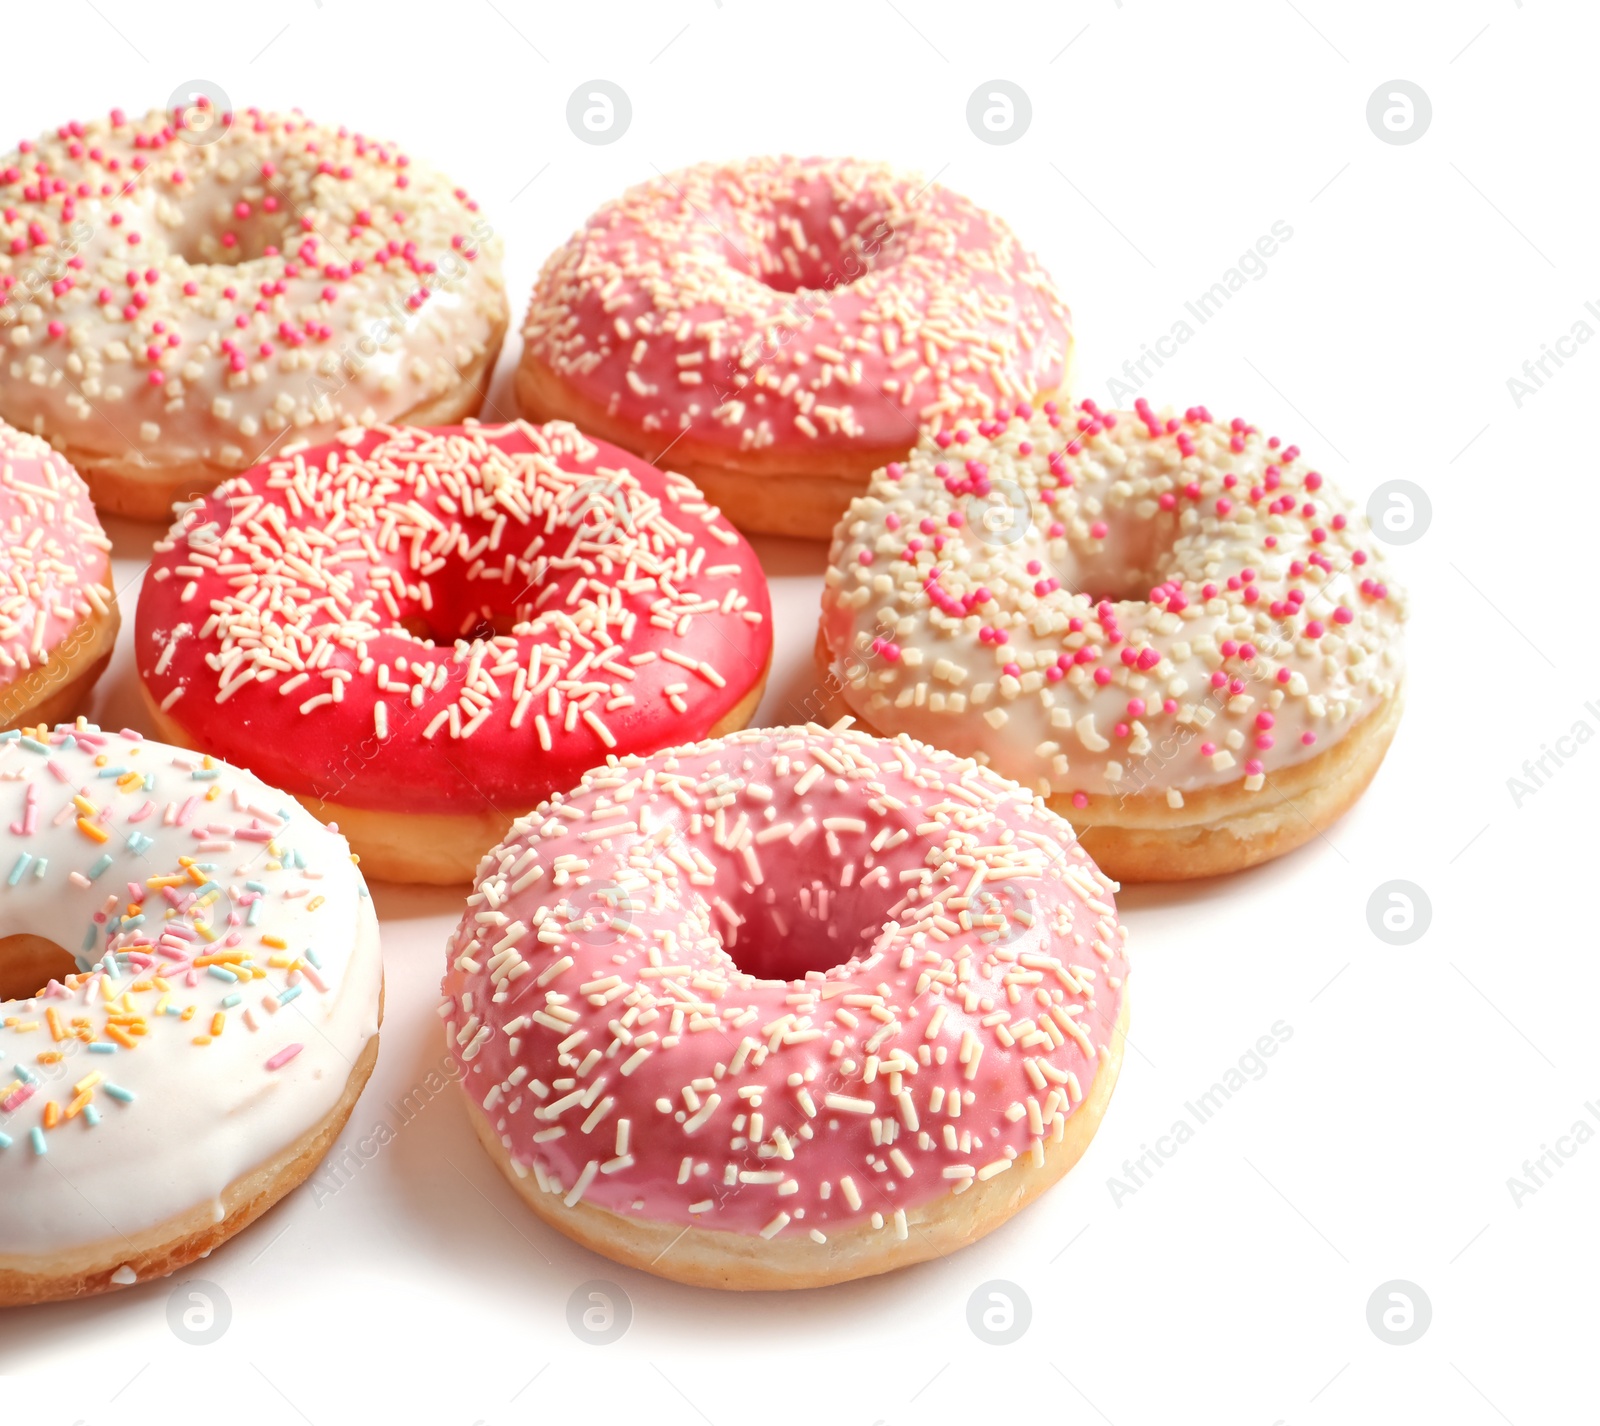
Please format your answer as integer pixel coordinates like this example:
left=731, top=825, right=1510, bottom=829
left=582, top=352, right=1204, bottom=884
left=261, top=934, right=288, bottom=950
left=93, top=754, right=107, bottom=768
left=154, top=994, right=171, bottom=1016
left=73, top=1071, right=102, bottom=1095
left=76, top=817, right=109, bottom=844
left=205, top=786, right=220, bottom=801
left=35, top=1051, right=61, bottom=1065
left=180, top=1005, right=196, bottom=1022
left=185, top=864, right=206, bottom=884
left=146, top=875, right=186, bottom=888
left=210, top=1012, right=225, bottom=1037
left=105, top=1025, right=137, bottom=1049
left=116, top=771, right=143, bottom=791
left=192, top=1035, right=212, bottom=1046
left=99, top=977, right=116, bottom=1002
left=307, top=896, right=324, bottom=912
left=42, top=1101, right=60, bottom=1129
left=64, top=1091, right=92, bottom=1119
left=46, top=1008, right=66, bottom=1042
left=72, top=795, right=98, bottom=816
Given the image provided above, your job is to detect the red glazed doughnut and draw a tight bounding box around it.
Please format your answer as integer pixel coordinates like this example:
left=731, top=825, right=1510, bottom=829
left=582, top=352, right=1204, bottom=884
left=0, top=422, right=118, bottom=730
left=518, top=157, right=1072, bottom=539
left=818, top=399, right=1407, bottom=881
left=0, top=102, right=507, bottom=520
left=134, top=421, right=773, bottom=883
left=442, top=722, right=1129, bottom=1289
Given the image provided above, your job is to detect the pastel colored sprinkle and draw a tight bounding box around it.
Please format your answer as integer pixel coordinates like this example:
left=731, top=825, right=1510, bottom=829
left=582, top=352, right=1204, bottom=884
left=265, top=1044, right=304, bottom=1071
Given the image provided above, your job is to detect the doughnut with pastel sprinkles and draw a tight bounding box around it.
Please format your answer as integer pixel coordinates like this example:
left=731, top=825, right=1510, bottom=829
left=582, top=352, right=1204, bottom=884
left=518, top=156, right=1072, bottom=539
left=0, top=422, right=118, bottom=730
left=135, top=421, right=773, bottom=884
left=442, top=722, right=1127, bottom=1289
left=0, top=721, right=381, bottom=1305
left=818, top=399, right=1406, bottom=880
left=0, top=101, right=508, bottom=520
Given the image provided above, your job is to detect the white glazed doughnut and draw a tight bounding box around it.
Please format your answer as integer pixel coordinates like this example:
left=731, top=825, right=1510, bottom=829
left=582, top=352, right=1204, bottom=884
left=0, top=721, right=382, bottom=1304
left=819, top=400, right=1406, bottom=880
left=0, top=101, right=508, bottom=519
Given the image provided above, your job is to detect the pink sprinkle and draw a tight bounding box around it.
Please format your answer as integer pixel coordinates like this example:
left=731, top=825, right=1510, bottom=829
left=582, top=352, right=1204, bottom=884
left=265, top=1044, right=304, bottom=1072
left=1071, top=792, right=1089, bottom=809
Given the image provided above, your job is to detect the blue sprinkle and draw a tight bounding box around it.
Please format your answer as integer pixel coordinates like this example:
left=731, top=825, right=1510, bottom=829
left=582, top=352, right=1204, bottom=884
left=142, top=773, right=155, bottom=791
left=164, top=1004, right=182, bottom=1017
left=303, top=947, right=322, bottom=970
left=82, top=1105, right=100, bottom=1127
left=100, top=953, right=119, bottom=978
left=193, top=880, right=221, bottom=899
left=81, top=924, right=98, bottom=953
left=191, top=768, right=219, bottom=781
left=14, top=1064, right=37, bottom=1085
left=221, top=993, right=241, bottom=1008
left=28, top=1127, right=45, bottom=1155
left=58, top=734, right=76, bottom=750
left=87, top=853, right=114, bottom=881
left=127, top=832, right=154, bottom=855
left=207, top=965, right=238, bottom=983
left=87, top=1042, right=117, bottom=1054
left=0, top=1131, right=12, bottom=1148
left=0, top=729, right=18, bottom=741
left=119, top=914, right=145, bottom=932
left=246, top=901, right=262, bottom=926
left=245, top=880, right=267, bottom=894
left=103, top=1083, right=134, bottom=1103
left=30, top=856, right=46, bottom=879
left=97, top=766, right=127, bottom=778
left=7, top=853, right=32, bottom=886
left=278, top=985, right=303, bottom=1006
left=18, top=736, right=48, bottom=754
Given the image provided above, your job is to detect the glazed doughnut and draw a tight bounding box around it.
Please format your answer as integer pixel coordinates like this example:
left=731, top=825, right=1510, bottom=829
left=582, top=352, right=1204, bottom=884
left=0, top=423, right=118, bottom=731
left=518, top=157, right=1071, bottom=539
left=0, top=101, right=507, bottom=520
left=442, top=722, right=1128, bottom=1290
left=0, top=720, right=381, bottom=1305
left=136, top=420, right=773, bottom=885
left=818, top=399, right=1406, bottom=881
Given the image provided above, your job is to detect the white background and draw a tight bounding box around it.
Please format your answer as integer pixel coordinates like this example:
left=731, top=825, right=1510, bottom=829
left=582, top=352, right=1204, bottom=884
left=4, top=2, right=1593, bottom=1422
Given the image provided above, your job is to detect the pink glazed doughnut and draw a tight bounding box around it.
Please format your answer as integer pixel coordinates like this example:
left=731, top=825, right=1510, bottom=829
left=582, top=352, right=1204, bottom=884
left=0, top=422, right=118, bottom=731
left=442, top=722, right=1129, bottom=1289
left=517, top=156, right=1073, bottom=539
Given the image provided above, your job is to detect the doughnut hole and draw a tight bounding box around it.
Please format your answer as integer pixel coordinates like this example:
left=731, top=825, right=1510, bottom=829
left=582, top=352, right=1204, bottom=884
left=0, top=934, right=76, bottom=1000
left=722, top=876, right=888, bottom=982
left=1052, top=505, right=1183, bottom=606
left=384, top=495, right=622, bottom=646
left=736, top=191, right=896, bottom=294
